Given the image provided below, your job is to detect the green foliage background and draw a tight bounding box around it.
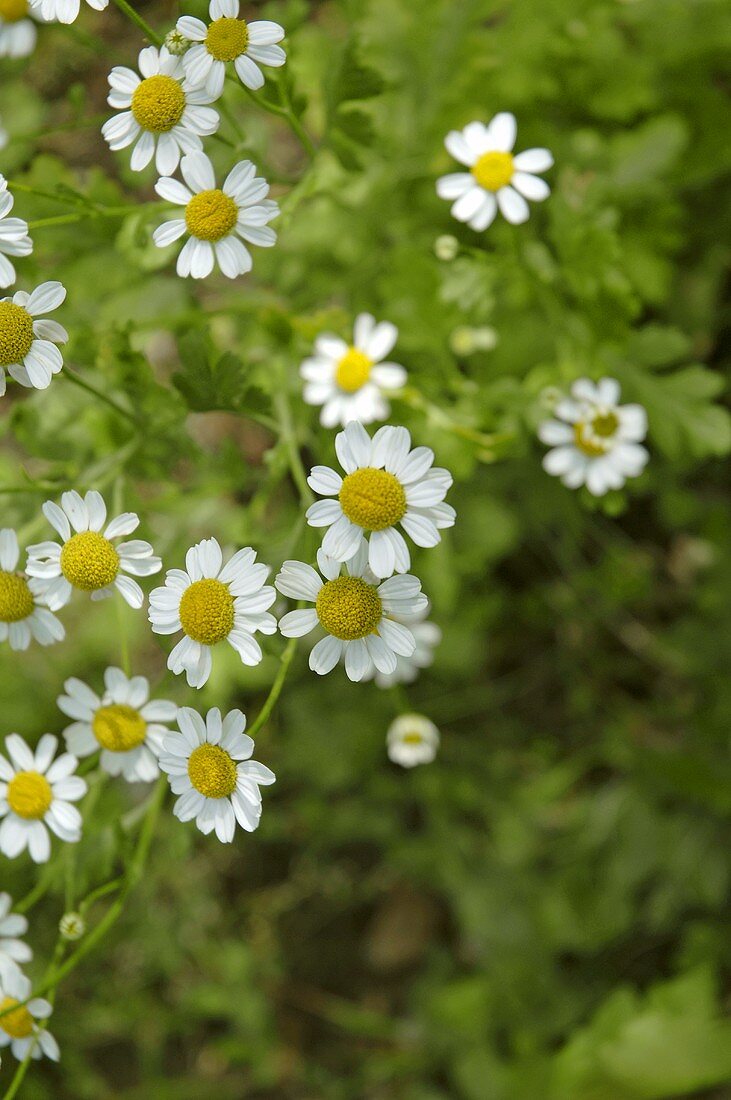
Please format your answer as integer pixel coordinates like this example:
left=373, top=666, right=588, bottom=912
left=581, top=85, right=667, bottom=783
left=1, top=0, right=731, bottom=1096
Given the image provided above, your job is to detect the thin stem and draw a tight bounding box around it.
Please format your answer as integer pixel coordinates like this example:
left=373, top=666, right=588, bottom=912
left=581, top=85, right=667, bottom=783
left=63, top=367, right=139, bottom=426
left=248, top=636, right=298, bottom=741
left=274, top=386, right=313, bottom=507
left=243, top=84, right=316, bottom=159
left=110, top=0, right=162, bottom=45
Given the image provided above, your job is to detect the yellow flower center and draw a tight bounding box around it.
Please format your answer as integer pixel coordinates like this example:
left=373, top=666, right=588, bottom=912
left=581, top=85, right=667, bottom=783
left=185, top=189, right=239, bottom=242
left=472, top=151, right=514, bottom=192
left=0, top=302, right=34, bottom=367
left=401, top=732, right=425, bottom=745
left=338, top=467, right=406, bottom=531
left=315, top=576, right=382, bottom=640
left=60, top=531, right=119, bottom=591
left=131, top=74, right=186, bottom=133
left=335, top=347, right=372, bottom=393
left=573, top=412, right=619, bottom=457
left=0, top=998, right=34, bottom=1040
left=187, top=743, right=238, bottom=799
left=0, top=571, right=34, bottom=623
left=0, top=0, right=28, bottom=23
left=179, top=578, right=235, bottom=645
left=205, top=16, right=248, bottom=61
left=92, top=704, right=147, bottom=752
left=7, top=771, right=52, bottom=820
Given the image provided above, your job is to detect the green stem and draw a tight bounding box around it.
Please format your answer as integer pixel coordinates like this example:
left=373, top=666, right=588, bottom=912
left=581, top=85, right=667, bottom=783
left=243, top=84, right=316, bottom=159
left=110, top=0, right=162, bottom=45
left=248, top=636, right=298, bottom=741
left=274, top=387, right=313, bottom=507
left=63, top=367, right=139, bottom=426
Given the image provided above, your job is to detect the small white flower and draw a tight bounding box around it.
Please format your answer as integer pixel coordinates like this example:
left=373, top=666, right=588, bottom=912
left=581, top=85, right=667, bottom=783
left=0, top=0, right=42, bottom=59
left=159, top=706, right=275, bottom=842
left=436, top=113, right=553, bottom=230
left=0, top=176, right=33, bottom=290
left=306, top=421, right=455, bottom=579
left=301, top=313, right=407, bottom=429
left=369, top=603, right=441, bottom=688
left=538, top=377, right=649, bottom=496
left=0, top=280, right=67, bottom=396
left=0, top=970, right=59, bottom=1062
left=0, top=529, right=64, bottom=651
left=25, top=490, right=162, bottom=611
left=177, top=0, right=285, bottom=98
left=0, top=733, right=86, bottom=864
left=149, top=537, right=276, bottom=690
left=29, top=0, right=107, bottom=25
left=153, top=151, right=278, bottom=280
left=276, top=544, right=427, bottom=682
left=387, top=714, right=440, bottom=768
left=58, top=668, right=177, bottom=783
left=0, top=894, right=32, bottom=986
left=102, top=46, right=220, bottom=176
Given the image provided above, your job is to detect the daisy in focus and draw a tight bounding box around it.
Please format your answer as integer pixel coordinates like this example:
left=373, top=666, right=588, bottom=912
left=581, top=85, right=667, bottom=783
left=58, top=668, right=177, bottom=783
left=102, top=46, right=220, bottom=176
left=0, top=176, right=33, bottom=290
left=369, top=604, right=441, bottom=688
left=30, top=0, right=107, bottom=24
left=306, top=421, right=455, bottom=579
left=0, top=734, right=86, bottom=864
left=0, top=529, right=64, bottom=651
left=153, top=151, right=279, bottom=279
left=0, top=970, right=59, bottom=1063
left=159, top=706, right=275, bottom=842
left=301, top=313, right=407, bottom=429
left=25, top=490, right=162, bottom=610
left=436, top=113, right=553, bottom=230
left=177, top=0, right=286, bottom=97
left=0, top=281, right=67, bottom=396
left=387, top=714, right=440, bottom=768
left=538, top=377, right=649, bottom=496
left=0, top=0, right=41, bottom=59
left=149, top=537, right=276, bottom=689
left=276, top=545, right=428, bottom=682
left=0, top=893, right=32, bottom=985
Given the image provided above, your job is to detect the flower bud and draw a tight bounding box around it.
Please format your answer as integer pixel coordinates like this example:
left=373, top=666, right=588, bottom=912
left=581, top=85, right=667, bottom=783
left=59, top=912, right=86, bottom=942
left=434, top=234, right=459, bottom=261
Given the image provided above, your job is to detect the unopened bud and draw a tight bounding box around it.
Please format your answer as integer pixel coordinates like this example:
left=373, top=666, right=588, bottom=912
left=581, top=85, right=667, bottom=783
left=434, top=234, right=459, bottom=261
left=59, top=912, right=86, bottom=941
left=164, top=29, right=190, bottom=56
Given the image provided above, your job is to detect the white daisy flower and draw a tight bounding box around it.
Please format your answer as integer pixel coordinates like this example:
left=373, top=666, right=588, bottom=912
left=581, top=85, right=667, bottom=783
left=370, top=604, right=441, bottom=688
left=153, top=151, right=279, bottom=280
left=0, top=734, right=86, bottom=864
left=276, top=545, right=428, bottom=683
left=301, top=313, right=407, bottom=429
left=306, top=421, right=455, bottom=580
left=387, top=714, right=440, bottom=768
left=0, top=280, right=67, bottom=396
left=148, top=537, right=276, bottom=690
left=177, top=0, right=285, bottom=98
left=0, top=176, right=33, bottom=290
left=0, top=894, right=32, bottom=986
left=0, top=970, right=59, bottom=1063
left=102, top=46, right=220, bottom=176
left=0, top=529, right=64, bottom=651
left=159, top=706, right=275, bottom=842
left=29, top=0, right=107, bottom=25
left=58, top=668, right=177, bottom=783
left=538, top=377, right=649, bottom=496
left=25, top=490, right=162, bottom=611
left=0, top=0, right=41, bottom=59
left=436, top=113, right=553, bottom=230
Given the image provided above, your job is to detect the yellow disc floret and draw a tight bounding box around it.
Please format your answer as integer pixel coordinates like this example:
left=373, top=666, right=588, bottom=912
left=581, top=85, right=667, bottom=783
left=131, top=74, right=186, bottom=133
left=92, top=704, right=147, bottom=752
left=315, top=576, right=382, bottom=640
left=0, top=302, right=34, bottom=367
left=574, top=412, right=619, bottom=457
left=205, top=16, right=248, bottom=61
left=472, top=151, right=514, bottom=192
left=7, top=771, right=52, bottom=820
left=335, top=347, right=372, bottom=393
left=339, top=467, right=406, bottom=531
left=187, top=742, right=238, bottom=799
left=179, top=578, right=235, bottom=645
left=0, top=571, right=34, bottom=623
left=60, top=531, right=119, bottom=592
left=0, top=0, right=28, bottom=24
left=0, top=998, right=34, bottom=1040
left=185, top=189, right=239, bottom=242
left=401, top=732, right=425, bottom=745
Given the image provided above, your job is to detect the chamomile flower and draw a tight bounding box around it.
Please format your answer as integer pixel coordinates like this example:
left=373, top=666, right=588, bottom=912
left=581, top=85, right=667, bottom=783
left=177, top=0, right=285, bottom=97
left=29, top=0, right=107, bottom=24
left=369, top=604, right=441, bottom=688
left=0, top=176, right=33, bottom=290
left=0, top=970, right=59, bottom=1063
left=148, top=537, right=276, bottom=690
left=25, top=490, right=162, bottom=611
left=0, top=894, right=31, bottom=986
left=159, top=706, right=275, bottom=842
left=0, top=0, right=41, bottom=59
left=306, top=422, right=455, bottom=579
left=0, top=529, right=64, bottom=651
left=301, top=313, right=407, bottom=429
left=0, top=281, right=67, bottom=396
left=58, top=668, right=177, bottom=783
left=538, top=377, right=649, bottom=496
left=102, top=46, right=220, bottom=176
left=436, top=113, right=553, bottom=230
left=276, top=545, right=427, bottom=682
left=387, top=714, right=440, bottom=768
left=153, top=151, right=279, bottom=280
left=0, top=734, right=86, bottom=864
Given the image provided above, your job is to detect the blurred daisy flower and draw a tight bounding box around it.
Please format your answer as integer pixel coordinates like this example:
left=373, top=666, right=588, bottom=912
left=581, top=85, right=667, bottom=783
left=437, top=113, right=553, bottom=230
left=160, top=706, right=275, bottom=842
left=0, top=281, right=67, bottom=395
left=0, top=176, right=33, bottom=290
left=301, top=313, right=407, bottom=429
left=538, top=377, right=649, bottom=496
left=58, top=668, right=177, bottom=783
left=26, top=490, right=161, bottom=611
left=177, top=0, right=285, bottom=97
left=149, top=537, right=276, bottom=689
left=0, top=893, right=32, bottom=986
left=368, top=603, right=441, bottom=688
left=306, top=422, right=455, bottom=579
left=0, top=0, right=42, bottom=58
left=30, top=0, right=107, bottom=24
left=387, top=714, right=440, bottom=768
left=0, top=734, right=86, bottom=864
left=102, top=46, right=219, bottom=176
left=0, top=529, right=64, bottom=651
left=153, top=151, right=278, bottom=279
left=0, top=970, right=59, bottom=1062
